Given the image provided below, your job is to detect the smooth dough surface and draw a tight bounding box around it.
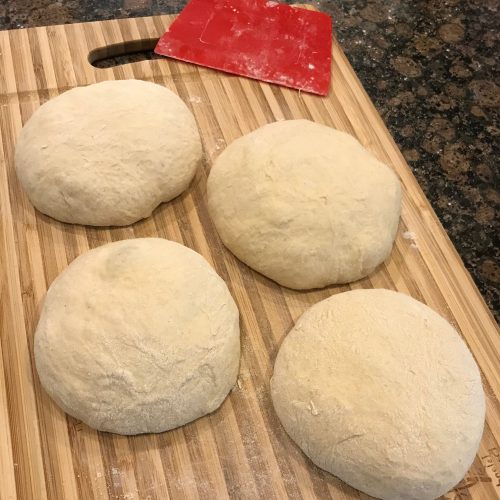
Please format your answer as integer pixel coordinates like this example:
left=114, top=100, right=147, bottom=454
left=35, top=238, right=240, bottom=435
left=271, top=289, right=485, bottom=500
left=15, top=80, right=202, bottom=226
left=207, top=120, right=401, bottom=289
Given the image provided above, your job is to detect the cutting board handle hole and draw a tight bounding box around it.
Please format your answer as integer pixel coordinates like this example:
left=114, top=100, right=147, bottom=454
left=88, top=39, right=161, bottom=68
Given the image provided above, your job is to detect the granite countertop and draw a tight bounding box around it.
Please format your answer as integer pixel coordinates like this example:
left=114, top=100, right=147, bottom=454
left=1, top=0, right=498, bottom=319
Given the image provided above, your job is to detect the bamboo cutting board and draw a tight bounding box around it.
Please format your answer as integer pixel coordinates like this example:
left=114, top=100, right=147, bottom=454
left=0, top=10, right=499, bottom=500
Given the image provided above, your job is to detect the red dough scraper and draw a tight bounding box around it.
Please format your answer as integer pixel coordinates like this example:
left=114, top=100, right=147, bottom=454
left=154, top=0, right=332, bottom=96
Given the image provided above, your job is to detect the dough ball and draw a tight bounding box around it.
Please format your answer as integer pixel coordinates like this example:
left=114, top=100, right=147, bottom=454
left=35, top=238, right=240, bottom=435
left=207, top=120, right=401, bottom=290
left=15, top=80, right=202, bottom=226
left=271, top=289, right=485, bottom=499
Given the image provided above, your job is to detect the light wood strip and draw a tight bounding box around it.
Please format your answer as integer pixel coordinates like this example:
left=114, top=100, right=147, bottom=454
left=0, top=226, right=17, bottom=500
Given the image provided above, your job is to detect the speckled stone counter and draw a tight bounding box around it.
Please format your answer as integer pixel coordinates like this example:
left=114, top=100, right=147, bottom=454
left=1, top=0, right=498, bottom=319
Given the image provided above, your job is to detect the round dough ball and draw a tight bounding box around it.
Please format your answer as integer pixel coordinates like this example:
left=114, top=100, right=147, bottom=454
left=35, top=238, right=240, bottom=435
left=207, top=120, right=401, bottom=289
left=271, top=289, right=485, bottom=499
left=15, top=80, right=202, bottom=226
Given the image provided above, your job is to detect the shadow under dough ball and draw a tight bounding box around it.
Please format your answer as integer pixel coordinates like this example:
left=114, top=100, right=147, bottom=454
left=15, top=79, right=202, bottom=226
left=207, top=119, right=401, bottom=290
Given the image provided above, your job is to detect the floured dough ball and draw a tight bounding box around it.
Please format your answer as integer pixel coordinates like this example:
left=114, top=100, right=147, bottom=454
left=271, top=289, right=485, bottom=499
left=207, top=120, right=401, bottom=289
left=35, top=238, right=240, bottom=435
left=15, top=80, right=202, bottom=226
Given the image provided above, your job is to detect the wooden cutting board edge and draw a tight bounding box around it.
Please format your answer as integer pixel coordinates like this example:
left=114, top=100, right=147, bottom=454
left=0, top=8, right=499, bottom=500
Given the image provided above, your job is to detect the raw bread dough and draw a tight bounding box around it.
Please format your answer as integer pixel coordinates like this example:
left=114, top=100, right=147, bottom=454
left=15, top=80, right=202, bottom=226
left=35, top=238, right=240, bottom=435
left=207, top=120, right=401, bottom=290
left=271, top=289, right=485, bottom=500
